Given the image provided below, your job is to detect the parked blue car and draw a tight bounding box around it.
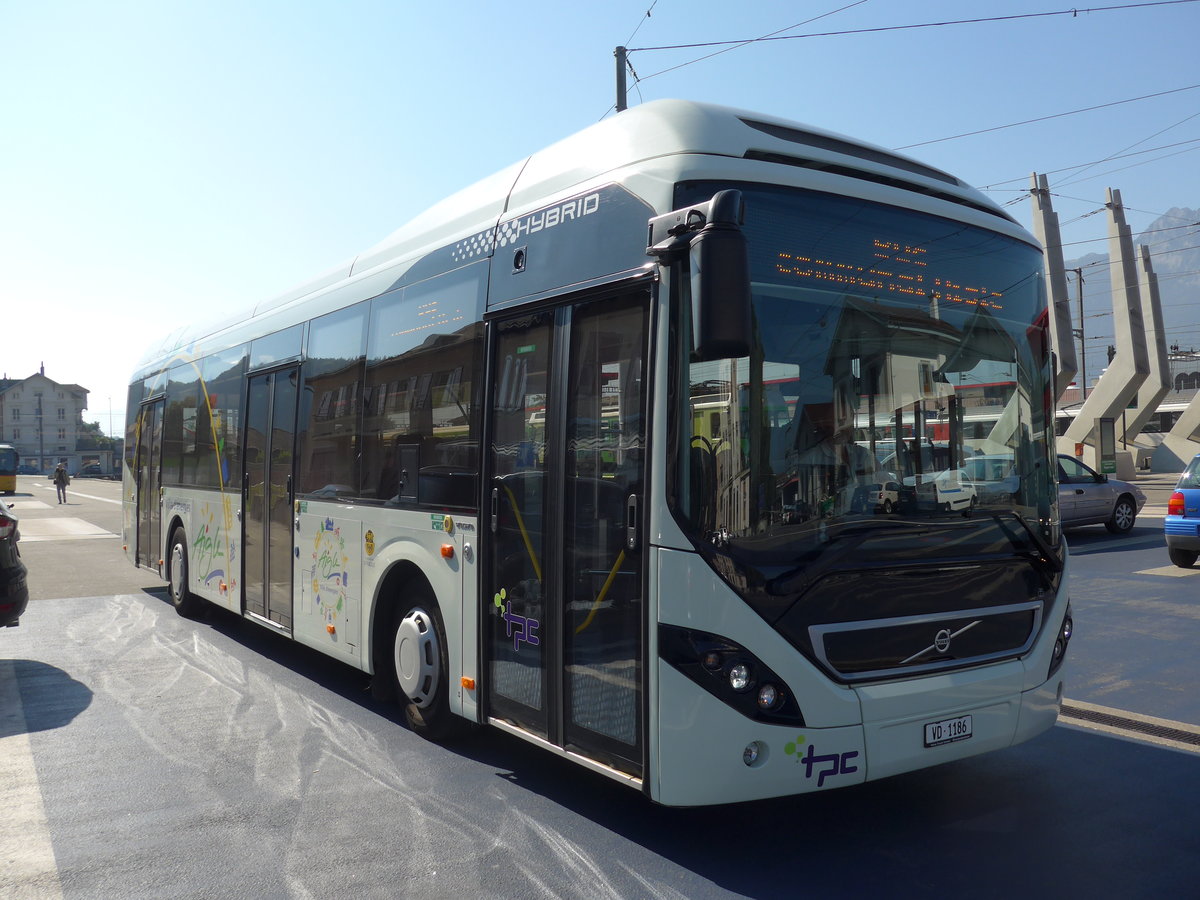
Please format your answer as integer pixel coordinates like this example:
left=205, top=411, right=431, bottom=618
left=1165, top=453, right=1200, bottom=568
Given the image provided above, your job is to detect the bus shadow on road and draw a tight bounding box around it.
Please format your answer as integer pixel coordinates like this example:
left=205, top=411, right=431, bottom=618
left=484, top=722, right=1200, bottom=898
left=132, top=588, right=1200, bottom=898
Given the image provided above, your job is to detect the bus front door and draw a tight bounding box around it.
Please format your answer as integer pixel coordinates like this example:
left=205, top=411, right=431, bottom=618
left=134, top=399, right=164, bottom=571
left=243, top=367, right=299, bottom=631
left=485, top=287, right=650, bottom=779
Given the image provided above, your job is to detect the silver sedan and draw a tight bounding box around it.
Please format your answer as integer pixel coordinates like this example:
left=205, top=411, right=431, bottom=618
left=1057, top=454, right=1146, bottom=534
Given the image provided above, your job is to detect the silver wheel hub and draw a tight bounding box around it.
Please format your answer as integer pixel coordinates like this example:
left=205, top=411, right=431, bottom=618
left=171, top=544, right=186, bottom=601
left=394, top=608, right=439, bottom=708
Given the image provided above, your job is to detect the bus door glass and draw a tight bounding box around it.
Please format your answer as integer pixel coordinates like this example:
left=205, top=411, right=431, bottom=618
left=243, top=366, right=299, bottom=630
left=486, top=288, right=649, bottom=777
left=135, top=399, right=164, bottom=569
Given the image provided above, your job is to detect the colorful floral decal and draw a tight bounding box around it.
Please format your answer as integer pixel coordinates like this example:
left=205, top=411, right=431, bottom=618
left=311, top=517, right=349, bottom=631
left=194, top=502, right=225, bottom=587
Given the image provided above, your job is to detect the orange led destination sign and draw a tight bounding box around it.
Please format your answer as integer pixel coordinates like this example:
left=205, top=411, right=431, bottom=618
left=775, top=239, right=1004, bottom=310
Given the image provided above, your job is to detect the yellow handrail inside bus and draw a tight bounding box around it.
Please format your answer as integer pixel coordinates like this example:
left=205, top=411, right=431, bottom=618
left=574, top=549, right=625, bottom=635
left=501, top=483, right=542, bottom=583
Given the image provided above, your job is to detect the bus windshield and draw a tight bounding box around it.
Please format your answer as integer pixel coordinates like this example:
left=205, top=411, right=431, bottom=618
left=672, top=183, right=1058, bottom=606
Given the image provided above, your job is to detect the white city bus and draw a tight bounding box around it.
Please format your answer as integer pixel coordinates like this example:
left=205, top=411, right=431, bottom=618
left=124, top=100, right=1070, bottom=805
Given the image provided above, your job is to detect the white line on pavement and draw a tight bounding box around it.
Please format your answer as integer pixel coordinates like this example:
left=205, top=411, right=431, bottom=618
left=33, top=483, right=120, bottom=505
left=0, top=659, right=65, bottom=898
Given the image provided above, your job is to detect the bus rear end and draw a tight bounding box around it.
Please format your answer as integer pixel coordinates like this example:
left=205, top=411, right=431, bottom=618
left=0, top=445, right=18, bottom=494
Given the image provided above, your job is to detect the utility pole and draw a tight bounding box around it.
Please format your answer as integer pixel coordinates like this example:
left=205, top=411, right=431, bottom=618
left=1070, top=268, right=1086, bottom=399
left=614, top=46, right=627, bottom=112
left=36, top=392, right=44, bottom=472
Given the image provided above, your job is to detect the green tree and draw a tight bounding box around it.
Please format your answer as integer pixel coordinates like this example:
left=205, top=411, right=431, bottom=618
left=77, top=420, right=115, bottom=450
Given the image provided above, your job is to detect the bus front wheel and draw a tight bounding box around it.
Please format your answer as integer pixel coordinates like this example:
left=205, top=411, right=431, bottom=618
left=390, top=589, right=459, bottom=741
left=167, top=527, right=204, bottom=618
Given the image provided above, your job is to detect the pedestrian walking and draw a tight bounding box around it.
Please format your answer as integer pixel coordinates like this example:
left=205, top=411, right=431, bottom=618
left=54, top=462, right=69, bottom=504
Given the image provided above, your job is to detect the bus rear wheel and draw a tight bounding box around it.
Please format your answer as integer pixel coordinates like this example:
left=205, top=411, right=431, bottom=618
left=390, top=589, right=459, bottom=741
left=167, top=527, right=204, bottom=618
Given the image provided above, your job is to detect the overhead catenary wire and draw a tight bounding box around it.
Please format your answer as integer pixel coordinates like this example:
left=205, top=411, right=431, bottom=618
left=895, top=82, right=1200, bottom=151
left=1056, top=110, right=1200, bottom=188
left=625, top=2, right=1199, bottom=85
left=981, top=137, right=1200, bottom=190
left=623, top=0, right=660, bottom=49
left=629, top=1, right=870, bottom=86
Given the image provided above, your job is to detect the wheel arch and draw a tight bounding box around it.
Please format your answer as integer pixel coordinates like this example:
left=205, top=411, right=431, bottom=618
left=368, top=559, right=435, bottom=683
left=165, top=515, right=187, bottom=565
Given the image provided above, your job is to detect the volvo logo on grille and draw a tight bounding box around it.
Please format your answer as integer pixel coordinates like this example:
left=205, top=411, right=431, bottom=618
left=900, top=620, right=983, bottom=665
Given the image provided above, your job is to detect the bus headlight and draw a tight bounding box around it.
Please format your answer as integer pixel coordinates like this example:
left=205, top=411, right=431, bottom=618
left=658, top=624, right=804, bottom=725
left=1048, top=601, right=1073, bottom=678
left=728, top=663, right=752, bottom=692
left=757, top=683, right=781, bottom=710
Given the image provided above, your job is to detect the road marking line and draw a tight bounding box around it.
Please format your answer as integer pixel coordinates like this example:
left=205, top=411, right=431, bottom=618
left=1134, top=564, right=1200, bottom=577
left=0, top=660, right=65, bottom=898
left=16, top=518, right=117, bottom=542
left=33, top=484, right=121, bottom=505
left=6, top=500, right=52, bottom=510
left=1060, top=698, right=1200, bottom=755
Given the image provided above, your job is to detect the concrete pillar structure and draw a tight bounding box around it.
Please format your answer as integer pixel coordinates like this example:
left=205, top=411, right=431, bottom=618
left=1029, top=173, right=1077, bottom=399
left=1061, top=189, right=1150, bottom=477
left=1155, top=391, right=1200, bottom=472
left=1122, top=244, right=1170, bottom=455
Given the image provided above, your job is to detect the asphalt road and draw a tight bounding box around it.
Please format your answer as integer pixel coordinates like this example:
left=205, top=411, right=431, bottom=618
left=3, top=474, right=1199, bottom=899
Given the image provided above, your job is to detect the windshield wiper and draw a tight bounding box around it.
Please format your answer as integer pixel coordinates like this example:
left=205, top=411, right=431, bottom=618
left=760, top=519, right=933, bottom=597
left=988, top=512, right=1064, bottom=574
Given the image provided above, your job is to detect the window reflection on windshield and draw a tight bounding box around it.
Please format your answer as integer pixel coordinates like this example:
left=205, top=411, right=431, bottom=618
left=674, top=183, right=1056, bottom=561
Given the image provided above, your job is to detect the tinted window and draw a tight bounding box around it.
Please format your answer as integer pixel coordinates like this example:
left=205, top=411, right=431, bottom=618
left=163, top=363, right=200, bottom=485
left=251, top=324, right=304, bottom=370
left=199, top=345, right=248, bottom=488
left=124, top=380, right=144, bottom=471
left=298, top=303, right=368, bottom=496
left=361, top=264, right=486, bottom=508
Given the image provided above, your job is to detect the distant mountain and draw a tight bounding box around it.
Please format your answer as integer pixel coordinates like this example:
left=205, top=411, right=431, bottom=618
left=1062, top=206, right=1200, bottom=388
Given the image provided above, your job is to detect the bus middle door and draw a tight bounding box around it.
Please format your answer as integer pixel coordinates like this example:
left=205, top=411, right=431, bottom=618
left=134, top=398, right=165, bottom=572
left=243, top=366, right=299, bottom=631
left=485, top=286, right=650, bottom=779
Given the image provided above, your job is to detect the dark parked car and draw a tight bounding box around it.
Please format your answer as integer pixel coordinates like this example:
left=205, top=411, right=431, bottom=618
left=1057, top=454, right=1146, bottom=534
left=16, top=464, right=38, bottom=475
left=76, top=463, right=105, bottom=478
left=0, top=497, right=29, bottom=628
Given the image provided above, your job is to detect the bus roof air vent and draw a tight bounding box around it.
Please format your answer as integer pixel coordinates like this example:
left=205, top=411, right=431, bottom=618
left=741, top=148, right=1017, bottom=226
left=740, top=117, right=959, bottom=186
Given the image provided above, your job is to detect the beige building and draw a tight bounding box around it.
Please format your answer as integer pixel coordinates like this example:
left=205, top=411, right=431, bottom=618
left=0, top=366, right=92, bottom=474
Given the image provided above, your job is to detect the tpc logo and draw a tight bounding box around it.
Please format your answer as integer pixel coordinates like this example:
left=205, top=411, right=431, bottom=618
left=784, top=735, right=860, bottom=787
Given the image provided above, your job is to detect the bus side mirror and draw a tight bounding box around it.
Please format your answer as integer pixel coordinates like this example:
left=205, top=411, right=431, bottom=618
left=648, top=189, right=752, bottom=362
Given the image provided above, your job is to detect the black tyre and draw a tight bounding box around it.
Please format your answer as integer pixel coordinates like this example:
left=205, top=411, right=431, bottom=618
left=1104, top=496, right=1137, bottom=534
left=167, top=527, right=204, bottom=618
left=882, top=499, right=893, bottom=514
left=389, top=586, right=461, bottom=741
left=1169, top=547, right=1199, bottom=568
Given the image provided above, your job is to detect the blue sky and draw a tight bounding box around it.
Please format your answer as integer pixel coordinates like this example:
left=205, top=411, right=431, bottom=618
left=2, top=0, right=1197, bottom=434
